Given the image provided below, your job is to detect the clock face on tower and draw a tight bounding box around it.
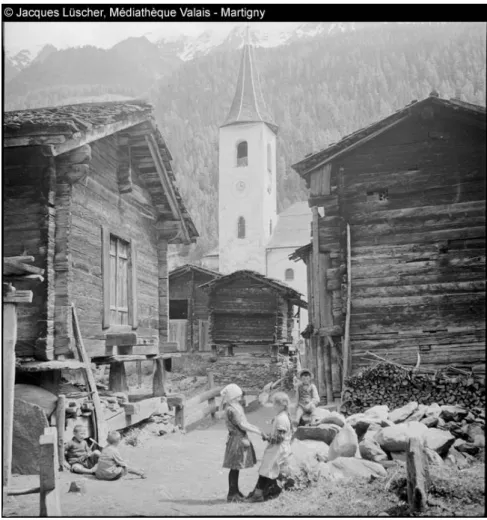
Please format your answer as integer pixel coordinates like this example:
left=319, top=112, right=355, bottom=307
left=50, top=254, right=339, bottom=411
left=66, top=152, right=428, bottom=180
left=235, top=180, right=246, bottom=193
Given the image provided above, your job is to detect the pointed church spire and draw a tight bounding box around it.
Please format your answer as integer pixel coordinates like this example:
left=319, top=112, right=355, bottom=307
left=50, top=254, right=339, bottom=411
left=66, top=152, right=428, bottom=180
left=221, top=26, right=278, bottom=134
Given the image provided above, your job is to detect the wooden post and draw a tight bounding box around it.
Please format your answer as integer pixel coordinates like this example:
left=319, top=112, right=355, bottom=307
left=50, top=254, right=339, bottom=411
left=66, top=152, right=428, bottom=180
left=406, top=436, right=430, bottom=514
left=72, top=304, right=106, bottom=443
left=342, top=223, right=352, bottom=390
left=108, top=362, right=129, bottom=393
left=152, top=358, right=166, bottom=397
left=136, top=361, right=142, bottom=387
left=207, top=370, right=216, bottom=419
left=175, top=405, right=185, bottom=430
left=2, top=295, right=17, bottom=488
left=55, top=395, right=66, bottom=471
left=39, top=427, right=61, bottom=517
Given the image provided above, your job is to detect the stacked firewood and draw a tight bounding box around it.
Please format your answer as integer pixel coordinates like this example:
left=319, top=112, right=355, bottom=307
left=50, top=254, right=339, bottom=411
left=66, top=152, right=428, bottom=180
left=341, top=362, right=485, bottom=415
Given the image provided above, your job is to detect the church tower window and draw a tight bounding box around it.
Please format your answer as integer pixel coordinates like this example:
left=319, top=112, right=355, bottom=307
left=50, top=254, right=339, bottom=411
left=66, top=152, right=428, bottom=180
left=236, top=141, right=248, bottom=167
left=237, top=216, right=246, bottom=238
left=267, top=143, right=272, bottom=172
left=285, top=268, right=294, bottom=281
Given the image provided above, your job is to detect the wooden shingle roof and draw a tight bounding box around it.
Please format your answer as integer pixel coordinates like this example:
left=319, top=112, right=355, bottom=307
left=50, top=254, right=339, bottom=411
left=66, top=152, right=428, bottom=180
left=199, top=269, right=307, bottom=308
left=169, top=264, right=221, bottom=280
left=292, top=93, right=486, bottom=177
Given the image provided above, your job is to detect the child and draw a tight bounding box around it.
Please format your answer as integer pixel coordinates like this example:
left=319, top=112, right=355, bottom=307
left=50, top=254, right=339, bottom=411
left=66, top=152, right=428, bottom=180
left=95, top=431, right=146, bottom=481
left=221, top=384, right=262, bottom=502
left=64, top=425, right=100, bottom=474
left=247, top=392, right=293, bottom=502
left=294, top=369, right=319, bottom=427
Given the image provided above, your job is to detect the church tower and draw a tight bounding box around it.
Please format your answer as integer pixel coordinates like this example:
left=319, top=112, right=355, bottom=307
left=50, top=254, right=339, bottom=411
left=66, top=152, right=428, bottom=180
left=218, top=29, right=278, bottom=275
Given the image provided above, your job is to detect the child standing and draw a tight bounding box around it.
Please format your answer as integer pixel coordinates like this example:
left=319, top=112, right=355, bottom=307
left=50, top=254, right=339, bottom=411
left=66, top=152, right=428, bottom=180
left=221, top=384, right=262, bottom=502
left=294, top=369, right=319, bottom=427
left=247, top=392, right=293, bottom=502
left=95, top=431, right=146, bottom=481
left=64, top=425, right=100, bottom=474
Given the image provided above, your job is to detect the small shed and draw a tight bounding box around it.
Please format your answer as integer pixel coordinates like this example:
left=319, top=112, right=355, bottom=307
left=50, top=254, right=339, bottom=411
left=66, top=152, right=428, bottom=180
left=290, top=93, right=486, bottom=402
left=169, top=264, right=221, bottom=352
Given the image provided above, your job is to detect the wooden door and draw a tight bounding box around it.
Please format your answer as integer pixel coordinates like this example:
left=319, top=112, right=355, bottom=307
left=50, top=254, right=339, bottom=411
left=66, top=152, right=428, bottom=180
left=169, top=320, right=187, bottom=351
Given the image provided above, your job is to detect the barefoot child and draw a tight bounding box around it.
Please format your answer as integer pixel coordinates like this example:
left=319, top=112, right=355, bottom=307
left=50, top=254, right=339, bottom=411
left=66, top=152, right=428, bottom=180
left=221, top=384, right=262, bottom=502
left=294, top=369, right=319, bottom=427
left=65, top=425, right=100, bottom=474
left=247, top=392, right=293, bottom=502
left=95, top=431, right=146, bottom=481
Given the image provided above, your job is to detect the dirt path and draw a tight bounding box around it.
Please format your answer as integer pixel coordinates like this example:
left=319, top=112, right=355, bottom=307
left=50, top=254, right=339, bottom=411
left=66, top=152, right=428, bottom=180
left=3, top=406, right=279, bottom=517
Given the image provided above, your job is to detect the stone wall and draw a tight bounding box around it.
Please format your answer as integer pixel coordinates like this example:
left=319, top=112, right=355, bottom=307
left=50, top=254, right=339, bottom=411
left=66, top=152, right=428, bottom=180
left=212, top=354, right=282, bottom=394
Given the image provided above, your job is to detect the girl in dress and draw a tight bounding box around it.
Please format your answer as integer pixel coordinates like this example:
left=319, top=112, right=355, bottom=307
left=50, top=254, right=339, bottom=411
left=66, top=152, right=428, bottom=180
left=221, top=384, right=263, bottom=502
left=247, top=392, right=293, bottom=502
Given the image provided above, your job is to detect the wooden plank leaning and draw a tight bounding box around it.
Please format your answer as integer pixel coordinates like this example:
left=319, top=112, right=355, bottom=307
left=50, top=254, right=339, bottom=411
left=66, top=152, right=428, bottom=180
left=342, top=223, right=352, bottom=391
left=39, top=427, right=61, bottom=517
left=71, top=304, right=107, bottom=444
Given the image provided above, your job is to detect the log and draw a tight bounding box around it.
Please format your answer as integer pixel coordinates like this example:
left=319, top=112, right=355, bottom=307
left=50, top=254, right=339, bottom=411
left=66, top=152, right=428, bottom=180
left=55, top=395, right=66, bottom=471
left=185, top=386, right=222, bottom=410
left=108, top=362, right=129, bottom=393
left=7, top=486, right=41, bottom=496
left=152, top=358, right=166, bottom=397
left=39, top=428, right=61, bottom=517
left=105, top=332, right=138, bottom=347
left=406, top=436, right=430, bottom=513
left=185, top=403, right=219, bottom=432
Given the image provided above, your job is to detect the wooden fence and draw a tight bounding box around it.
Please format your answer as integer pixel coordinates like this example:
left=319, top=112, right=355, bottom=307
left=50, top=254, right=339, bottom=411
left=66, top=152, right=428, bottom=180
left=5, top=426, right=61, bottom=517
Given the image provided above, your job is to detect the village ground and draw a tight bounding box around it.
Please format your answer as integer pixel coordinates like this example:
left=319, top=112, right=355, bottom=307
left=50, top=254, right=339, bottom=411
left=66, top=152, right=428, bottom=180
left=3, top=402, right=485, bottom=518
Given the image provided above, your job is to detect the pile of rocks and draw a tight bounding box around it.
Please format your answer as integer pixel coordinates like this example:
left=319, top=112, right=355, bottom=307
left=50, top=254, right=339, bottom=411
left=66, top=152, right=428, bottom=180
left=289, top=401, right=484, bottom=482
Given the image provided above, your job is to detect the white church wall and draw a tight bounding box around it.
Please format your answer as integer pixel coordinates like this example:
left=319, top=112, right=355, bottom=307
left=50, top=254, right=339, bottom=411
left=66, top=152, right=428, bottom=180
left=266, top=247, right=309, bottom=333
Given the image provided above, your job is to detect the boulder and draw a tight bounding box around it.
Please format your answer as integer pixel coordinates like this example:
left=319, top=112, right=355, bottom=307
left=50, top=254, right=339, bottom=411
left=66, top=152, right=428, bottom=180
left=364, top=405, right=389, bottom=422
left=319, top=457, right=387, bottom=480
left=381, top=419, right=395, bottom=428
left=424, top=447, right=444, bottom=466
left=422, top=428, right=455, bottom=457
left=320, top=411, right=346, bottom=428
left=445, top=447, right=469, bottom=469
left=14, top=384, right=58, bottom=418
left=294, top=424, right=341, bottom=445
left=473, top=435, right=485, bottom=448
left=456, top=442, right=480, bottom=456
left=362, top=422, right=383, bottom=443
left=388, top=402, right=418, bottom=423
left=309, top=407, right=331, bottom=426
left=466, top=424, right=484, bottom=444
left=374, top=422, right=428, bottom=452
left=346, top=413, right=366, bottom=428
left=405, top=404, right=427, bottom=423
left=68, top=480, right=86, bottom=493
left=359, top=439, right=388, bottom=462
left=420, top=416, right=439, bottom=428
left=424, top=403, right=441, bottom=419
left=465, top=412, right=475, bottom=423
left=291, top=439, right=329, bottom=465
left=328, top=423, right=360, bottom=461
left=440, top=405, right=468, bottom=422
left=12, top=398, right=49, bottom=475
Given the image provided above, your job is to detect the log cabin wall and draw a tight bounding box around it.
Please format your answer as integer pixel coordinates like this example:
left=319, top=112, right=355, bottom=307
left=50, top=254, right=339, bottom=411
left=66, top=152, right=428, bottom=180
left=69, top=135, right=161, bottom=357
left=209, top=279, right=278, bottom=345
left=319, top=110, right=486, bottom=374
left=3, top=148, right=55, bottom=359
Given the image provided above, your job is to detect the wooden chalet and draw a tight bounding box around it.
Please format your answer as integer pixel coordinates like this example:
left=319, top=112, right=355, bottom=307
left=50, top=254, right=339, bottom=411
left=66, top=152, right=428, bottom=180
left=290, top=92, right=486, bottom=403
left=4, top=101, right=198, bottom=437
left=169, top=264, right=221, bottom=352
left=200, top=270, right=307, bottom=354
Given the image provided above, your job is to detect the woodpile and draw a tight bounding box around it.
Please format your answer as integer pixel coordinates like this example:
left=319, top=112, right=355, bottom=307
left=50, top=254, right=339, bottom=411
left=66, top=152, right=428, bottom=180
left=341, top=361, right=485, bottom=415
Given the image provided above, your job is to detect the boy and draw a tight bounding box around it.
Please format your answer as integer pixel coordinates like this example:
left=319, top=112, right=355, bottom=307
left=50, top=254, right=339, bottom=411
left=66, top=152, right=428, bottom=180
left=294, top=370, right=319, bottom=427
left=95, top=431, right=146, bottom=481
left=65, top=425, right=101, bottom=474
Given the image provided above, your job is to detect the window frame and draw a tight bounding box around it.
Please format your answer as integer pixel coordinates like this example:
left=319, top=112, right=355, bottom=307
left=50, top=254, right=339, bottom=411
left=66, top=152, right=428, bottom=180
left=236, top=141, right=248, bottom=167
left=237, top=216, right=246, bottom=239
left=285, top=268, right=295, bottom=282
left=102, top=226, right=138, bottom=330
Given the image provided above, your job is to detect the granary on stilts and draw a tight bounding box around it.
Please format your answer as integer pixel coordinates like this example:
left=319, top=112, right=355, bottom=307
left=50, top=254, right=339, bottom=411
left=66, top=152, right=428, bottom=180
left=290, top=92, right=486, bottom=404
left=3, top=101, right=198, bottom=473
left=199, top=270, right=307, bottom=393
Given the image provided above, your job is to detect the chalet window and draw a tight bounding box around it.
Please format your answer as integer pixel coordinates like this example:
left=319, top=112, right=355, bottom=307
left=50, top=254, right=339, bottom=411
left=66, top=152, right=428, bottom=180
left=102, top=227, right=137, bottom=329
left=170, top=300, right=189, bottom=320
left=285, top=268, right=294, bottom=281
left=237, top=216, right=246, bottom=239
left=236, top=141, right=248, bottom=167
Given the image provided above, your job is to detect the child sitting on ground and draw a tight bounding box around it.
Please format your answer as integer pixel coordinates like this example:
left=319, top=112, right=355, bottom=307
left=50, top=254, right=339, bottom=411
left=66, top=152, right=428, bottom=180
left=95, top=431, right=146, bottom=481
left=64, top=425, right=101, bottom=474
left=294, top=369, right=319, bottom=427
